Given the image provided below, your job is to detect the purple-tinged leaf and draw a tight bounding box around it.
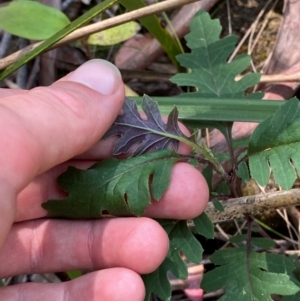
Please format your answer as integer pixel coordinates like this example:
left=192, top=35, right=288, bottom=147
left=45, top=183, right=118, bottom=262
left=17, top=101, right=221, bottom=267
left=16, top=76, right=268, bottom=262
left=104, top=95, right=186, bottom=156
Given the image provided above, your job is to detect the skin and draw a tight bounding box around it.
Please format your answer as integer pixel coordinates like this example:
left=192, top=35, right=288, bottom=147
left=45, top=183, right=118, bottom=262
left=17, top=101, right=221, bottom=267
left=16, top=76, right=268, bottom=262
left=0, top=59, right=209, bottom=301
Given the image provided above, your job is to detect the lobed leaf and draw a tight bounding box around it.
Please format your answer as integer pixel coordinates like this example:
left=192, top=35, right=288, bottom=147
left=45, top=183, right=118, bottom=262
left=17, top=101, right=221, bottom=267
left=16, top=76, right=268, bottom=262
left=202, top=246, right=300, bottom=300
left=143, top=220, right=204, bottom=300
left=104, top=95, right=186, bottom=156
left=170, top=10, right=262, bottom=99
left=249, top=98, right=300, bottom=189
left=42, top=150, right=182, bottom=217
left=193, top=212, right=214, bottom=239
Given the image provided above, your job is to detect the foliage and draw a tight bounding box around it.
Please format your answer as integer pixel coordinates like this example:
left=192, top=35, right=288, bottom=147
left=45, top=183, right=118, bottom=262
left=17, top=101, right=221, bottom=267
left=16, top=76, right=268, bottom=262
left=87, top=21, right=141, bottom=46
left=119, top=0, right=182, bottom=68
left=43, top=149, right=183, bottom=217
left=249, top=98, right=300, bottom=189
left=170, top=10, right=262, bottom=99
left=201, top=245, right=299, bottom=300
left=0, top=1, right=70, bottom=40
left=39, top=7, right=300, bottom=301
left=143, top=219, right=203, bottom=300
left=104, top=95, right=185, bottom=156
left=0, top=0, right=119, bottom=80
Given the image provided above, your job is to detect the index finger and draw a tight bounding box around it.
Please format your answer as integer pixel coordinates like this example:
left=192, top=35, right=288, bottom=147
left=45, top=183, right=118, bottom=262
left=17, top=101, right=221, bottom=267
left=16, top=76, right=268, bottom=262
left=15, top=159, right=209, bottom=222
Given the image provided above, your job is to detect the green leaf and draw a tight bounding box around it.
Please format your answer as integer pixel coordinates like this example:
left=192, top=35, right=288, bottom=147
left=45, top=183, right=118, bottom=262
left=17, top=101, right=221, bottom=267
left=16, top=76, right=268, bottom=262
left=249, top=98, right=300, bottom=189
left=193, top=212, right=214, bottom=239
left=133, top=96, right=287, bottom=123
left=87, top=21, right=140, bottom=46
left=170, top=10, right=262, bottom=99
left=42, top=150, right=182, bottom=218
left=212, top=199, right=225, bottom=212
left=283, top=260, right=300, bottom=300
left=143, top=220, right=203, bottom=300
left=202, top=165, right=213, bottom=192
left=283, top=291, right=300, bottom=301
left=216, top=180, right=230, bottom=195
left=202, top=247, right=300, bottom=300
left=250, top=238, right=275, bottom=250
left=0, top=1, right=70, bottom=40
left=0, top=0, right=118, bottom=80
left=213, top=152, right=231, bottom=162
left=229, top=236, right=275, bottom=250
left=119, top=0, right=182, bottom=68
left=66, top=270, right=82, bottom=279
left=237, top=161, right=250, bottom=182
left=232, top=137, right=250, bottom=149
left=229, top=234, right=246, bottom=244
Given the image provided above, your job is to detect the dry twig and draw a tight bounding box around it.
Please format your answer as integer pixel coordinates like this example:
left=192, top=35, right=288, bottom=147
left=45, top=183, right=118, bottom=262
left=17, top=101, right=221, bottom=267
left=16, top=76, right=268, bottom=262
left=206, top=188, right=300, bottom=223
left=0, top=0, right=199, bottom=71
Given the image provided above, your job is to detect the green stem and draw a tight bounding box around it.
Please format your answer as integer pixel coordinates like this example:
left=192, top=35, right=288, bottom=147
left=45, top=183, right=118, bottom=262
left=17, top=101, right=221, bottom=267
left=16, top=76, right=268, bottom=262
left=181, top=137, right=228, bottom=180
left=114, top=121, right=227, bottom=179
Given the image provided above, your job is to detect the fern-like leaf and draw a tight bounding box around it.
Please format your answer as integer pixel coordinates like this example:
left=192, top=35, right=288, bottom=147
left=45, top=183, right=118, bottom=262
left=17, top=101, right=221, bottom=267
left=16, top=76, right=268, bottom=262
left=248, top=98, right=300, bottom=189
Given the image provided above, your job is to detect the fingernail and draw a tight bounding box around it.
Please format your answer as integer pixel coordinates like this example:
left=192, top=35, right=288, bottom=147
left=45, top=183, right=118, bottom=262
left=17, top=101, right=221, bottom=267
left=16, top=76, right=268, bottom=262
left=66, top=59, right=122, bottom=95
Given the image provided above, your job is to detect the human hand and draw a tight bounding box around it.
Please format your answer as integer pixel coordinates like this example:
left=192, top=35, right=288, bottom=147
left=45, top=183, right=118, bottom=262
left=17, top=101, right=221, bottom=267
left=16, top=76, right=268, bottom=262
left=0, top=59, right=209, bottom=301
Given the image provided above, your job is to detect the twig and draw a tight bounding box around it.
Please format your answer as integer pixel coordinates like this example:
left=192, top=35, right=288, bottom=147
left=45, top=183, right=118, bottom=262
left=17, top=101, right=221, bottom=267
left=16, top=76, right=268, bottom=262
left=0, top=0, right=199, bottom=71
left=226, top=0, right=232, bottom=35
left=236, top=72, right=300, bottom=83
left=276, top=208, right=300, bottom=249
left=247, top=0, right=273, bottom=55
left=16, top=38, right=29, bottom=89
left=249, top=0, right=279, bottom=54
left=205, top=188, right=300, bottom=223
left=228, top=0, right=273, bottom=63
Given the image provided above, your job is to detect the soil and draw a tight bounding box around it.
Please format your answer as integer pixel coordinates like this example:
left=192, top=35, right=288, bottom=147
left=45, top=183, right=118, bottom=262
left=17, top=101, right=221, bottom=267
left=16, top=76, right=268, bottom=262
left=216, top=0, right=283, bottom=70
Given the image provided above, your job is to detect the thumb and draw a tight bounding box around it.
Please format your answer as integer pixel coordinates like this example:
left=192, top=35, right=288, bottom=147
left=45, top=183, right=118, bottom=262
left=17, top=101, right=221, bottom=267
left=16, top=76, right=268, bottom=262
left=0, top=59, right=124, bottom=247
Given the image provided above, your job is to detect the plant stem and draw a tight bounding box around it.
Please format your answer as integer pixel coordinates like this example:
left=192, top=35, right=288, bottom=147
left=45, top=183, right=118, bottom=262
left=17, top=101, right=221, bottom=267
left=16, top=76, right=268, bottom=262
left=205, top=188, right=300, bottom=223
left=0, top=0, right=199, bottom=73
left=0, top=0, right=119, bottom=79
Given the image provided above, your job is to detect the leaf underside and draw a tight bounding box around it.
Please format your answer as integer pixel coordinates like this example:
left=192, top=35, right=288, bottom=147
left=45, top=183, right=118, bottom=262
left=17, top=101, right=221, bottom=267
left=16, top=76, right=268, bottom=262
left=42, top=150, right=182, bottom=218
left=104, top=95, right=185, bottom=156
left=201, top=246, right=299, bottom=300
left=249, top=98, right=300, bottom=189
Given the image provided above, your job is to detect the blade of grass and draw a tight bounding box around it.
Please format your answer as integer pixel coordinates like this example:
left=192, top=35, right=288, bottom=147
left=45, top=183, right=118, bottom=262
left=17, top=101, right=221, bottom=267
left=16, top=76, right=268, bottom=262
left=254, top=218, right=299, bottom=245
left=0, top=0, right=198, bottom=73
left=133, top=97, right=285, bottom=123
left=0, top=0, right=118, bottom=80
left=119, top=0, right=182, bottom=68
